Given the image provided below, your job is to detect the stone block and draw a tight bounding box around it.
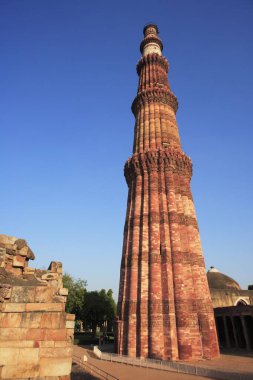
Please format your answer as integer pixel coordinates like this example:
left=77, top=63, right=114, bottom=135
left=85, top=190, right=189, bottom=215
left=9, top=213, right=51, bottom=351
left=0, top=340, right=34, bottom=348
left=11, top=286, right=35, bottom=303
left=26, top=328, right=46, bottom=341
left=23, top=266, right=35, bottom=274
left=40, top=346, right=72, bottom=358
left=26, top=302, right=64, bottom=312
left=65, top=320, right=75, bottom=329
left=20, top=311, right=42, bottom=328
left=39, top=357, right=72, bottom=377
left=2, top=303, right=26, bottom=312
left=40, top=312, right=62, bottom=329
left=12, top=255, right=26, bottom=268
left=18, top=347, right=39, bottom=364
left=41, top=273, right=59, bottom=280
left=0, top=348, right=19, bottom=365
left=53, top=295, right=66, bottom=303
left=66, top=313, right=75, bottom=321
left=48, top=261, right=62, bottom=272
left=18, top=245, right=30, bottom=256
left=54, top=341, right=72, bottom=347
left=35, top=285, right=54, bottom=302
left=45, top=328, right=67, bottom=341
left=58, top=288, right=68, bottom=296
left=0, top=327, right=26, bottom=340
left=0, top=312, right=22, bottom=328
left=1, top=364, right=39, bottom=379
left=39, top=340, right=55, bottom=347
left=0, top=284, right=12, bottom=301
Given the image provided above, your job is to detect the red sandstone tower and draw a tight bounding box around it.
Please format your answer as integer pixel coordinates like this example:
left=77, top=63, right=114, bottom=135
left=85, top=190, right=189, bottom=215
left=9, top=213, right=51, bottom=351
left=116, top=25, right=220, bottom=361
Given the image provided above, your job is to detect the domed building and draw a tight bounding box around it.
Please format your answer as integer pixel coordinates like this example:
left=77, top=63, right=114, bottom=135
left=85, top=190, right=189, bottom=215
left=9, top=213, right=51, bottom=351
left=207, top=266, right=253, bottom=308
left=207, top=267, right=253, bottom=352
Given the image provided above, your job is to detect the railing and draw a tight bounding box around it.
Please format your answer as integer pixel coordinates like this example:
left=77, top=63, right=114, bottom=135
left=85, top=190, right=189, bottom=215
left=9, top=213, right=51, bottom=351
left=96, top=351, right=185, bottom=373
left=72, top=354, right=119, bottom=380
left=92, top=347, right=253, bottom=380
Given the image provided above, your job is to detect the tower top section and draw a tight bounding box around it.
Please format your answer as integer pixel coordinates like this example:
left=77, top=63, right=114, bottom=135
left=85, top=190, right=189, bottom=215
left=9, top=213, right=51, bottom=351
left=140, top=23, right=163, bottom=57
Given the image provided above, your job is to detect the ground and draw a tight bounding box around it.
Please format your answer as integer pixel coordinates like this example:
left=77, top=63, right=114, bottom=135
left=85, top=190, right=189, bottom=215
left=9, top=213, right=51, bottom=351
left=73, top=345, right=253, bottom=380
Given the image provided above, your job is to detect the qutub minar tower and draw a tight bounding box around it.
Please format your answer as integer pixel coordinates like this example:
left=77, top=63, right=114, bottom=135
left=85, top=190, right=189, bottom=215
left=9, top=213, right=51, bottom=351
left=116, top=25, right=220, bottom=361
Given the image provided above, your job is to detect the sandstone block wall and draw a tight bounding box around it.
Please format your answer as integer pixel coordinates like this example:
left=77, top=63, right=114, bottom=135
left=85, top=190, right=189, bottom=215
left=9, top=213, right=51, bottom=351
left=0, top=234, right=74, bottom=379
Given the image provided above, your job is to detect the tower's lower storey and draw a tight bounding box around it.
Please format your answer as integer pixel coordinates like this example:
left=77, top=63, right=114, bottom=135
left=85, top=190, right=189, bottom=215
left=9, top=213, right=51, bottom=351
left=116, top=149, right=220, bottom=361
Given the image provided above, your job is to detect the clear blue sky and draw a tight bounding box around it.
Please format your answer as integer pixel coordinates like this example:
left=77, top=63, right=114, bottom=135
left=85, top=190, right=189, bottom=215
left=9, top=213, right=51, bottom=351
left=1, top=0, right=252, bottom=299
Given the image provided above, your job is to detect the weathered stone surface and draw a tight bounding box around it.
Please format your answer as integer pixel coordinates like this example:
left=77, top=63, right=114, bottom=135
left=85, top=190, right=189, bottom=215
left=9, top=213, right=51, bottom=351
left=0, top=235, right=74, bottom=379
left=116, top=24, right=220, bottom=361
left=39, top=358, right=72, bottom=377
left=2, top=364, right=40, bottom=379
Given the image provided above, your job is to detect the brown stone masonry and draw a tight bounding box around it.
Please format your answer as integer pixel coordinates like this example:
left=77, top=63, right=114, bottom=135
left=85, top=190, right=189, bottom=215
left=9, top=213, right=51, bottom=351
left=0, top=234, right=74, bottom=379
left=116, top=24, right=219, bottom=361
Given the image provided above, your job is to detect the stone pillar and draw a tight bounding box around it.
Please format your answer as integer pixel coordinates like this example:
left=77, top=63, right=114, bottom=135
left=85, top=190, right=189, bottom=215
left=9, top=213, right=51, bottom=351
left=231, top=317, right=239, bottom=349
left=223, top=316, right=231, bottom=349
left=241, top=316, right=251, bottom=351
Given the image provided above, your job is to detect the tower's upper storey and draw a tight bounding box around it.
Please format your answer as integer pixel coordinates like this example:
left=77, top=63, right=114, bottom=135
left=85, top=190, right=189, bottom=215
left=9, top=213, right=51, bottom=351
left=132, top=25, right=181, bottom=154
left=140, top=24, right=163, bottom=56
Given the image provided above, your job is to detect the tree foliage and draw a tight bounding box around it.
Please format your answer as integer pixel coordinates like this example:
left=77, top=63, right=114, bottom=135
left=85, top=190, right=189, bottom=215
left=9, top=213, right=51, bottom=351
left=82, top=289, right=116, bottom=336
left=62, top=273, right=87, bottom=320
left=63, top=273, right=116, bottom=335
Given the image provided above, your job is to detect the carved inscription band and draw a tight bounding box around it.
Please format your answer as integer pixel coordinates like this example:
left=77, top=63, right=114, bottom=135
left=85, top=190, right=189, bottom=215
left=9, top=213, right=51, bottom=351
left=132, top=88, right=178, bottom=115
left=136, top=54, right=169, bottom=75
left=124, top=148, right=193, bottom=184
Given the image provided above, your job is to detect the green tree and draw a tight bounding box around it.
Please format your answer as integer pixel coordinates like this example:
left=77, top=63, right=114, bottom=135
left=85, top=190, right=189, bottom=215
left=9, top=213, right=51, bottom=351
left=62, top=273, right=87, bottom=321
left=82, top=289, right=116, bottom=337
left=104, top=289, right=117, bottom=332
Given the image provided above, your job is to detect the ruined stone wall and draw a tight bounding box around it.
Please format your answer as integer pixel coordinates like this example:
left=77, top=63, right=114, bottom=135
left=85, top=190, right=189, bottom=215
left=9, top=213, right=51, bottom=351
left=0, top=234, right=74, bottom=379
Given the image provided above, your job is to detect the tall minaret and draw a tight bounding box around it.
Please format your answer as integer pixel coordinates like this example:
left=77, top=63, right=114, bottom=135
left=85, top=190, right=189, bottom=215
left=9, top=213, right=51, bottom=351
left=116, top=25, right=220, bottom=361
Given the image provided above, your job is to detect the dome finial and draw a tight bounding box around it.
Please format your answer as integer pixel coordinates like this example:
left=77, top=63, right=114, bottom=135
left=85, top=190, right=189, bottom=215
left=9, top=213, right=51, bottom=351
left=209, top=266, right=219, bottom=272
left=143, top=23, right=159, bottom=36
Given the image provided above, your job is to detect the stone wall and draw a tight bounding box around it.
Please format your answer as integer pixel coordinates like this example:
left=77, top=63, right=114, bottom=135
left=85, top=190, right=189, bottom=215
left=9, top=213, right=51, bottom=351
left=0, top=234, right=74, bottom=379
left=210, top=288, right=253, bottom=308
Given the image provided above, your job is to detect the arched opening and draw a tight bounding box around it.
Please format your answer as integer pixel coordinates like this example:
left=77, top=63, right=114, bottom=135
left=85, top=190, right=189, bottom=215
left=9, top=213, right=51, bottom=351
left=236, top=299, right=248, bottom=306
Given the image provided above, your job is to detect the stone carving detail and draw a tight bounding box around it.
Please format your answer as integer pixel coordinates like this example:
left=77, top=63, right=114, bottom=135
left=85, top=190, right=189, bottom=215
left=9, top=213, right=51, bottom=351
left=136, top=53, right=169, bottom=74
left=132, top=88, right=178, bottom=114
left=124, top=148, right=192, bottom=185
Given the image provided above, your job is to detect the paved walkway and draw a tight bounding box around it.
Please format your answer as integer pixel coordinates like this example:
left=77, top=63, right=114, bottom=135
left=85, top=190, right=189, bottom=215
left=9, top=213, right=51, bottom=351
left=185, top=353, right=253, bottom=376
left=73, top=345, right=253, bottom=380
left=74, top=346, right=209, bottom=380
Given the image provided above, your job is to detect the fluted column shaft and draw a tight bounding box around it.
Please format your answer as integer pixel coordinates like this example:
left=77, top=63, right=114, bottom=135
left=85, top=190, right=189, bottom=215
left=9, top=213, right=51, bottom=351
left=116, top=25, right=219, bottom=361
